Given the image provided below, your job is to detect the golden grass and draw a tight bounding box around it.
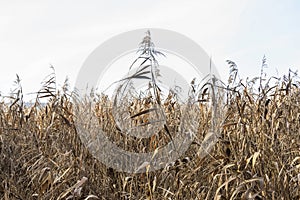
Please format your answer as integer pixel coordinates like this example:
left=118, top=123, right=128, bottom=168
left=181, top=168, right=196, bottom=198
left=0, top=70, right=300, bottom=199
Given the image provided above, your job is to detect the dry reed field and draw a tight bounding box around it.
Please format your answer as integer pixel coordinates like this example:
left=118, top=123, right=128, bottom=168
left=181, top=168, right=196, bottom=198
left=0, top=33, right=300, bottom=199
left=0, top=65, right=299, bottom=200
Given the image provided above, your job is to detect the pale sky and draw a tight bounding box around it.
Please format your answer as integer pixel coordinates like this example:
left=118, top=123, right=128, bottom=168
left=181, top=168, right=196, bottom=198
left=0, top=0, right=299, bottom=100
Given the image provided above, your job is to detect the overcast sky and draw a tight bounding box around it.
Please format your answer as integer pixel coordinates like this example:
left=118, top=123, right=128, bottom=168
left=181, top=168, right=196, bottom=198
left=0, top=0, right=299, bottom=100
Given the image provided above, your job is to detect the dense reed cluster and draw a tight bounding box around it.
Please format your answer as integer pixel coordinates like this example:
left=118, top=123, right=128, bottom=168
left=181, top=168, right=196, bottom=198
left=0, top=64, right=299, bottom=199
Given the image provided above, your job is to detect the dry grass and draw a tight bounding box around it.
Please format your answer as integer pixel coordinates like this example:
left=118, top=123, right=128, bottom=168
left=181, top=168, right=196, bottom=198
left=0, top=66, right=299, bottom=200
